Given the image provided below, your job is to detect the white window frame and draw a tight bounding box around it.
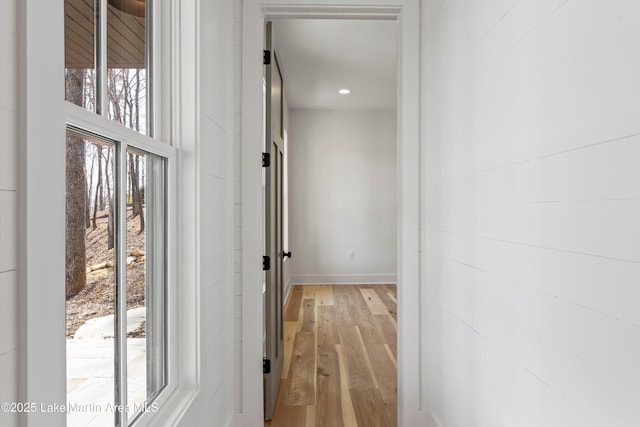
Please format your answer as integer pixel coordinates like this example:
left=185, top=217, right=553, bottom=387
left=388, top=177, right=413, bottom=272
left=17, top=0, right=195, bottom=426
left=65, top=104, right=176, bottom=426
left=65, top=0, right=177, bottom=426
left=63, top=0, right=178, bottom=425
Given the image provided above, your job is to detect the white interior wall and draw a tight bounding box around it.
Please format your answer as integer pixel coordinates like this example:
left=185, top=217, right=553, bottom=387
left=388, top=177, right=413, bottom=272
left=232, top=0, right=244, bottom=416
left=282, top=94, right=292, bottom=296
left=423, top=0, right=640, bottom=426
left=176, top=0, right=235, bottom=425
left=288, top=110, right=397, bottom=285
left=0, top=0, right=18, bottom=425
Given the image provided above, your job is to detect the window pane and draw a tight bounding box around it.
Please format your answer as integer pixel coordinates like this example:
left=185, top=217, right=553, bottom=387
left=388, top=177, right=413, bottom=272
left=66, top=130, right=116, bottom=425
left=65, top=0, right=97, bottom=112
left=108, top=0, right=148, bottom=134
left=126, top=148, right=166, bottom=420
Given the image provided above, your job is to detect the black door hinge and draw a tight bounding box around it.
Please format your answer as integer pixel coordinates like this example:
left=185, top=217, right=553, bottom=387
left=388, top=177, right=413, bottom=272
left=262, top=152, right=270, bottom=167
left=263, top=358, right=271, bottom=374
left=263, top=50, right=271, bottom=65
left=263, top=255, right=270, bottom=271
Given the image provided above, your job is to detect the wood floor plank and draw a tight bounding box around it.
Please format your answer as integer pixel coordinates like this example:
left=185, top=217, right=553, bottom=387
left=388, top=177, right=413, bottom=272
left=366, top=344, right=396, bottom=390
left=337, top=325, right=377, bottom=390
left=271, top=405, right=307, bottom=427
left=374, top=314, right=397, bottom=357
left=315, top=343, right=344, bottom=427
left=378, top=385, right=398, bottom=426
left=350, top=388, right=393, bottom=427
left=346, top=286, right=386, bottom=344
left=373, top=286, right=397, bottom=320
left=287, top=331, right=316, bottom=406
left=285, top=285, right=304, bottom=321
left=335, top=344, right=358, bottom=427
left=268, top=285, right=397, bottom=426
left=345, top=285, right=369, bottom=320
left=385, top=283, right=397, bottom=296
left=300, top=298, right=316, bottom=333
left=303, top=284, right=335, bottom=306
left=282, top=320, right=300, bottom=379
left=356, top=326, right=380, bottom=390
left=360, top=287, right=390, bottom=315
left=386, top=292, right=396, bottom=304
left=268, top=379, right=307, bottom=427
left=317, top=305, right=339, bottom=345
left=305, top=406, right=316, bottom=427
left=266, top=378, right=291, bottom=425
left=384, top=344, right=397, bottom=369
left=332, top=286, right=354, bottom=325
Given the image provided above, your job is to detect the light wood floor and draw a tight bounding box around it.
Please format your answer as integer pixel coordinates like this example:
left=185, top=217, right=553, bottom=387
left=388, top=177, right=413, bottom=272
left=266, top=284, right=397, bottom=427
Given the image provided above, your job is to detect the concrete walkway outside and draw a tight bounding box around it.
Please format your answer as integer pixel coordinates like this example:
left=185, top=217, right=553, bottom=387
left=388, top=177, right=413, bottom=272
left=66, top=309, right=147, bottom=426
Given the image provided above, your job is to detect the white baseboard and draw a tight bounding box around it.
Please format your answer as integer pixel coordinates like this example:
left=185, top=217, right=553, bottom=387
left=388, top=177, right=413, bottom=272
left=290, top=274, right=397, bottom=285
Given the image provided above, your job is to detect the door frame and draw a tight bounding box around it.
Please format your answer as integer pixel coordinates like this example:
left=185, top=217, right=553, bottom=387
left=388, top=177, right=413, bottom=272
left=240, top=0, right=424, bottom=425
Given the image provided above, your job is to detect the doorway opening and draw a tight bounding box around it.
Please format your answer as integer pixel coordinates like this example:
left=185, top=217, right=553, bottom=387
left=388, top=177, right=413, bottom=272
left=240, top=1, right=422, bottom=426
left=262, top=17, right=399, bottom=423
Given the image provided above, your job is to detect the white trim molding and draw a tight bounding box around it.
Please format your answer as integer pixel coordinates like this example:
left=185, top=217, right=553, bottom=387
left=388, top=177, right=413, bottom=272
left=17, top=0, right=67, bottom=425
left=239, top=1, right=422, bottom=426
left=289, top=274, right=398, bottom=285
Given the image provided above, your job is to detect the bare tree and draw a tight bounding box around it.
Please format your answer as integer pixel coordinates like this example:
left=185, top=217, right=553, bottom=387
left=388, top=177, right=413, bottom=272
left=128, top=153, right=145, bottom=233
left=99, top=147, right=105, bottom=210
left=85, top=184, right=91, bottom=229
left=66, top=68, right=87, bottom=298
left=104, top=148, right=115, bottom=251
left=92, top=144, right=103, bottom=229
left=85, top=143, right=96, bottom=229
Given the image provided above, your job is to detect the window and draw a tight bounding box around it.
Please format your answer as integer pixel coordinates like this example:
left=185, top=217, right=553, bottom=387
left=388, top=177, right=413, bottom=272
left=64, top=1, right=172, bottom=425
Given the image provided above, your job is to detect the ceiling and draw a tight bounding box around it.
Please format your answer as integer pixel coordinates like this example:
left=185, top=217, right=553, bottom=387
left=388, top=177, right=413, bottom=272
left=272, top=19, right=398, bottom=111
left=65, top=0, right=146, bottom=69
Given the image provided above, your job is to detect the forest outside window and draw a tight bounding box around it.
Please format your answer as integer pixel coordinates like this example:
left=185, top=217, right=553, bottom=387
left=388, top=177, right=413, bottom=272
left=65, top=0, right=153, bottom=135
left=64, top=0, right=170, bottom=425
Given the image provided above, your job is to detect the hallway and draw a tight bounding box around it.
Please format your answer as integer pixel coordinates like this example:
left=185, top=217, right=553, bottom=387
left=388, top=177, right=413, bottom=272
left=5, top=0, right=640, bottom=425
left=267, top=285, right=397, bottom=427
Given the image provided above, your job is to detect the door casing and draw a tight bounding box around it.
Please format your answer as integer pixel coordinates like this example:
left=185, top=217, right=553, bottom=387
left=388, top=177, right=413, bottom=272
left=240, top=1, right=425, bottom=426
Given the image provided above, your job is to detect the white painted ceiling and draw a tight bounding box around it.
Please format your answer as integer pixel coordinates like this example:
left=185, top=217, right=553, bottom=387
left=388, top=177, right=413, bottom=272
left=272, top=19, right=398, bottom=111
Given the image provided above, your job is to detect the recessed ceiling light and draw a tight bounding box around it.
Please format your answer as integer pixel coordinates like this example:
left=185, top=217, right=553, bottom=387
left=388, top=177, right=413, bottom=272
left=338, top=89, right=351, bottom=95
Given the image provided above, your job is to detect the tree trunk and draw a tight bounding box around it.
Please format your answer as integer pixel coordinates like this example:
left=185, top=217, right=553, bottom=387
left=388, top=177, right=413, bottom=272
left=129, top=154, right=145, bottom=233
left=107, top=197, right=115, bottom=251
left=85, top=187, right=91, bottom=228
left=130, top=154, right=140, bottom=218
left=92, top=145, right=103, bottom=229
left=105, top=150, right=115, bottom=251
left=86, top=145, right=94, bottom=229
left=98, top=145, right=105, bottom=210
left=137, top=158, right=145, bottom=234
left=65, top=70, right=87, bottom=298
left=134, top=69, right=140, bottom=132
